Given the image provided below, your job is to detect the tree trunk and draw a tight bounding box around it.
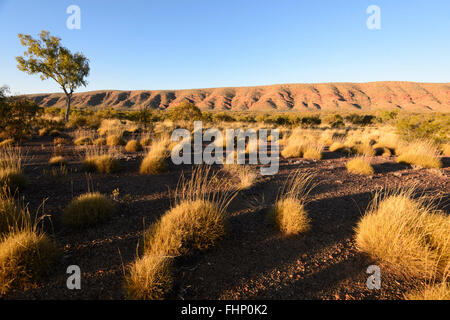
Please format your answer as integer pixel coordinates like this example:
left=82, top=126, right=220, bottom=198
left=64, top=94, right=71, bottom=122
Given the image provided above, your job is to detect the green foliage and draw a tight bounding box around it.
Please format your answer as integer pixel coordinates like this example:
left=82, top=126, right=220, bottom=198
left=300, top=115, right=321, bottom=127
left=129, top=108, right=162, bottom=125
left=323, top=114, right=345, bottom=128
left=378, top=110, right=399, bottom=123
left=0, top=87, right=42, bottom=139
left=16, top=30, right=90, bottom=122
left=396, top=114, right=449, bottom=144
left=345, top=114, right=375, bottom=126
left=167, top=102, right=203, bottom=121
left=212, top=112, right=235, bottom=122
left=235, top=113, right=256, bottom=123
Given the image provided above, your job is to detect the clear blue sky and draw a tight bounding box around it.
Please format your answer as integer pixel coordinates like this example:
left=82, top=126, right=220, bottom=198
left=1, top=0, right=449, bottom=95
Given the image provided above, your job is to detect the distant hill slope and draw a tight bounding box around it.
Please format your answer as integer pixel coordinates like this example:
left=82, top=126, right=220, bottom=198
left=26, top=82, right=450, bottom=112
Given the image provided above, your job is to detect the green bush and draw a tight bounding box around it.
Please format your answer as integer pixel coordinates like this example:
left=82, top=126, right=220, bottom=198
left=212, top=112, right=235, bottom=122
left=396, top=114, right=449, bottom=144
left=167, top=102, right=203, bottom=121
left=0, top=87, right=41, bottom=140
left=345, top=114, right=375, bottom=126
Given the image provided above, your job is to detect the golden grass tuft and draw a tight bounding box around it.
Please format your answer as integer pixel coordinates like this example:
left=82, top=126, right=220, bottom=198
left=48, top=156, right=66, bottom=166
left=346, top=157, right=374, bottom=175
left=405, top=282, right=450, bottom=300
left=353, top=142, right=375, bottom=156
left=329, top=141, right=351, bottom=154
left=355, top=189, right=450, bottom=279
left=0, top=231, right=57, bottom=294
left=143, top=199, right=226, bottom=256
left=125, top=140, right=143, bottom=152
left=93, top=137, right=106, bottom=146
left=0, top=193, right=25, bottom=236
left=125, top=166, right=237, bottom=299
left=74, top=137, right=93, bottom=146
left=62, top=192, right=116, bottom=227
left=396, top=140, right=442, bottom=169
left=0, top=147, right=27, bottom=190
left=281, top=130, right=324, bottom=159
left=268, top=170, right=314, bottom=236
left=124, top=254, right=173, bottom=300
left=106, top=135, right=125, bottom=146
left=139, top=138, right=170, bottom=175
left=0, top=139, right=15, bottom=148
left=222, top=164, right=258, bottom=190
left=441, top=143, right=450, bottom=156
left=82, top=147, right=120, bottom=174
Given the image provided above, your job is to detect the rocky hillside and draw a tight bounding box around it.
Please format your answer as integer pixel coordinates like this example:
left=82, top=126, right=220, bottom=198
left=27, top=82, right=450, bottom=112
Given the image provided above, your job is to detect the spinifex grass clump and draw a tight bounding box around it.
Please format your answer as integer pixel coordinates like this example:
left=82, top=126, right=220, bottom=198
left=0, top=231, right=57, bottom=294
left=63, top=192, right=116, bottom=228
left=268, top=170, right=315, bottom=236
left=396, top=140, right=442, bottom=169
left=355, top=189, right=450, bottom=280
left=139, top=138, right=170, bottom=175
left=0, top=190, right=57, bottom=294
left=125, top=166, right=237, bottom=299
left=405, top=282, right=450, bottom=300
left=281, top=130, right=324, bottom=160
left=48, top=156, right=66, bottom=166
left=82, top=146, right=120, bottom=174
left=106, top=134, right=125, bottom=146
left=125, top=254, right=173, bottom=300
left=0, top=190, right=27, bottom=236
left=0, top=147, right=27, bottom=190
left=222, top=164, right=259, bottom=190
left=143, top=166, right=237, bottom=256
left=346, top=157, right=374, bottom=175
left=125, top=139, right=143, bottom=152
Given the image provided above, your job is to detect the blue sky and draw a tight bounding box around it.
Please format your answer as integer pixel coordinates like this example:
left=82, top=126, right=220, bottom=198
left=0, top=0, right=449, bottom=94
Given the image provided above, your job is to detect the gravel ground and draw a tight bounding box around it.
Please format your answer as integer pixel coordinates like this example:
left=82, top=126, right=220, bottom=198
left=3, top=136, right=449, bottom=300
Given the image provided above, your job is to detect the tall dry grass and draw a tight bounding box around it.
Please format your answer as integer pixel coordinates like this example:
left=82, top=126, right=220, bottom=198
left=396, top=140, right=442, bottom=168
left=0, top=189, right=57, bottom=294
left=268, top=170, right=315, bottom=235
left=82, top=146, right=120, bottom=174
left=140, top=137, right=170, bottom=175
left=281, top=129, right=324, bottom=160
left=125, top=166, right=237, bottom=299
left=355, top=188, right=449, bottom=280
left=222, top=164, right=259, bottom=190
left=0, top=147, right=27, bottom=190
